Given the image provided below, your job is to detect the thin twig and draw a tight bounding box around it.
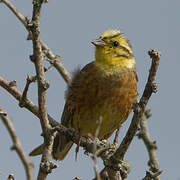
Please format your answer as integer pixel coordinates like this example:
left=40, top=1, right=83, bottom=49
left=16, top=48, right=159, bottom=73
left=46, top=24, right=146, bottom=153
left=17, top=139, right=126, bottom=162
left=1, top=0, right=28, bottom=27
left=30, top=1, right=56, bottom=179
left=92, top=117, right=103, bottom=180
left=44, top=54, right=71, bottom=84
left=20, top=66, right=53, bottom=107
left=19, top=76, right=36, bottom=107
left=0, top=107, right=34, bottom=180
left=138, top=110, right=162, bottom=180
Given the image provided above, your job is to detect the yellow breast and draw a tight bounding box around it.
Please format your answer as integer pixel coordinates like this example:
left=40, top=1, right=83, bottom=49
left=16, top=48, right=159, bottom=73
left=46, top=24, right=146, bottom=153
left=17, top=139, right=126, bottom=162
left=61, top=29, right=138, bottom=140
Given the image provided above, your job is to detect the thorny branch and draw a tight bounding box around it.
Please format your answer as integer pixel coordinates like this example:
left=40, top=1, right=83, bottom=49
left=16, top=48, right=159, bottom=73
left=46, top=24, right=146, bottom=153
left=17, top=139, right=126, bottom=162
left=0, top=107, right=34, bottom=180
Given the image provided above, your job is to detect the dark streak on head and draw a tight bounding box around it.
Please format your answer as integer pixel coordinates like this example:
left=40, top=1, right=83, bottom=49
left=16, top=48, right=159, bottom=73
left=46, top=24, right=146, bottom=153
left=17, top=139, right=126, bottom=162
left=118, top=45, right=134, bottom=58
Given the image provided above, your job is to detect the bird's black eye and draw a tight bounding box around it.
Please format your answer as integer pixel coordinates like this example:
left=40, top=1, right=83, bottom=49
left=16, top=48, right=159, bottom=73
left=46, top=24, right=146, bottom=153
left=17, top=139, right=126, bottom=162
left=113, top=41, right=119, bottom=47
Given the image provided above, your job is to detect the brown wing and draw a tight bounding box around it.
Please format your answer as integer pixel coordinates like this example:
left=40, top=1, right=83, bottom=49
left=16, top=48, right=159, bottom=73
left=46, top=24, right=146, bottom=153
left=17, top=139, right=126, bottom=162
left=61, top=62, right=97, bottom=127
left=53, top=63, right=96, bottom=160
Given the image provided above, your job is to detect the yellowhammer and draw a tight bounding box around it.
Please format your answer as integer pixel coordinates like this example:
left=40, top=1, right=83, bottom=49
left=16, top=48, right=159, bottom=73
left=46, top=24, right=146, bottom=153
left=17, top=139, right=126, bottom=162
left=30, top=30, right=138, bottom=160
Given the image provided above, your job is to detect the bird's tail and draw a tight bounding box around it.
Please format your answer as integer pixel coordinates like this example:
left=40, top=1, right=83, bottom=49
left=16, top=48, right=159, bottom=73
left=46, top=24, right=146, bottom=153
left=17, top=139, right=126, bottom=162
left=29, top=133, right=73, bottom=161
left=29, top=143, right=44, bottom=156
left=52, top=133, right=73, bottom=160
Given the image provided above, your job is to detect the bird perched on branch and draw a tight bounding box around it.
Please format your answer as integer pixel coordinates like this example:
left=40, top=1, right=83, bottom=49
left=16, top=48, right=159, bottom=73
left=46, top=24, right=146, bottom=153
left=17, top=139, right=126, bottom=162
left=29, top=30, right=138, bottom=160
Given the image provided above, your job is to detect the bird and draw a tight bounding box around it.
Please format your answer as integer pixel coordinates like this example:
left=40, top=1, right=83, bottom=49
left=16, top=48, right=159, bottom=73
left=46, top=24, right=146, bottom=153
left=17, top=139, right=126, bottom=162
left=29, top=30, right=138, bottom=160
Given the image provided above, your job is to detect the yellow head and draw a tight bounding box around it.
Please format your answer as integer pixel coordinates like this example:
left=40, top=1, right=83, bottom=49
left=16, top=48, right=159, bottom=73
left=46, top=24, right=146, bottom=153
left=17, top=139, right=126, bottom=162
left=92, top=30, right=135, bottom=69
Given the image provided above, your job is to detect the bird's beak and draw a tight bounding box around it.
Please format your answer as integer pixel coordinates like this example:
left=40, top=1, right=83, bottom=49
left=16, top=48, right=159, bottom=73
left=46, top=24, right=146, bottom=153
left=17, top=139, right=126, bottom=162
left=91, top=39, right=107, bottom=47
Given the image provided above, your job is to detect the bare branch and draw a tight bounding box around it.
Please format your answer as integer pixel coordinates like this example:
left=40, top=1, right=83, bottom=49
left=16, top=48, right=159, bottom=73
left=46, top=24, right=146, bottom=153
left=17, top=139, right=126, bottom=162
left=0, top=107, right=34, bottom=180
left=31, top=0, right=49, bottom=129
left=92, top=117, right=103, bottom=180
left=30, top=1, right=57, bottom=179
left=19, top=75, right=37, bottom=107
left=1, top=0, right=28, bottom=28
left=0, top=1, right=70, bottom=177
left=0, top=2, right=70, bottom=176
left=137, top=110, right=162, bottom=180
left=20, top=65, right=53, bottom=107
left=1, top=0, right=71, bottom=84
left=46, top=55, right=71, bottom=84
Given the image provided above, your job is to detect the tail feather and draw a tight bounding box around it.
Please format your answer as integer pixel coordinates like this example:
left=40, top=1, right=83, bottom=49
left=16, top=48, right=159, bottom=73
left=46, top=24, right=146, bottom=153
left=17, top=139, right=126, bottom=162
left=29, top=133, right=73, bottom=161
left=52, top=133, right=73, bottom=160
left=29, top=143, right=44, bottom=156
